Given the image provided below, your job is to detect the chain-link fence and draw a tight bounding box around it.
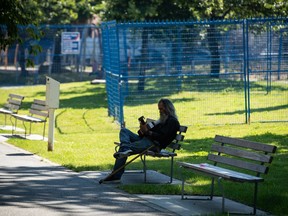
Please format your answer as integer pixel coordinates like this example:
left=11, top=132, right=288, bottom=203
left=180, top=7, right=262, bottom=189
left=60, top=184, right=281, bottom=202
left=0, top=24, right=103, bottom=85
left=1, top=19, right=287, bottom=126
left=102, top=18, right=288, bottom=127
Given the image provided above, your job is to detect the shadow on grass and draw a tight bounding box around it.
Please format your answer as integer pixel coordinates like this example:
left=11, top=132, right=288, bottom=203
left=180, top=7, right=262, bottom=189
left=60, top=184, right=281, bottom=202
left=63, top=132, right=287, bottom=172
left=206, top=104, right=288, bottom=116
left=11, top=84, right=108, bottom=110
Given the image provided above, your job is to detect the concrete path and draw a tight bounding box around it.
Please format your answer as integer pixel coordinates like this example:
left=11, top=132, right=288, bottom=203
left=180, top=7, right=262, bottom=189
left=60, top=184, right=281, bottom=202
left=0, top=135, right=269, bottom=216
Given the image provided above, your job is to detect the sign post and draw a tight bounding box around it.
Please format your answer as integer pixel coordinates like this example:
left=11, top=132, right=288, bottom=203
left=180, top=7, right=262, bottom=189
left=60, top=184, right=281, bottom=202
left=45, top=77, right=60, bottom=151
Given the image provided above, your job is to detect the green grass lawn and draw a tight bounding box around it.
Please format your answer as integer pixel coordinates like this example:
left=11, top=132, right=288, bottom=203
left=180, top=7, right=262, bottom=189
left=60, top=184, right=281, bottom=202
left=0, top=81, right=287, bottom=215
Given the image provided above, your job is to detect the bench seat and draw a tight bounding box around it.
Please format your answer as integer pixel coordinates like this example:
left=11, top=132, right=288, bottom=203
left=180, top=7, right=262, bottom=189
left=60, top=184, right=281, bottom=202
left=146, top=149, right=177, bottom=157
left=178, top=162, right=263, bottom=183
left=12, top=114, right=46, bottom=123
left=0, top=108, right=14, bottom=115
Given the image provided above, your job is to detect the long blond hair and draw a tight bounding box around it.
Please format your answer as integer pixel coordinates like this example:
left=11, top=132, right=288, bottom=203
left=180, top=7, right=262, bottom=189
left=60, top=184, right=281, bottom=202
left=158, top=98, right=178, bottom=120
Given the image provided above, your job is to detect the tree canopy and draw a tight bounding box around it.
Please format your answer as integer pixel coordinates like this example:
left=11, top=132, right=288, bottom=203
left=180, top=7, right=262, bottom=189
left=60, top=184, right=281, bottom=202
left=0, top=0, right=103, bottom=51
left=103, top=0, right=288, bottom=21
left=1, top=0, right=288, bottom=50
left=0, top=0, right=40, bottom=50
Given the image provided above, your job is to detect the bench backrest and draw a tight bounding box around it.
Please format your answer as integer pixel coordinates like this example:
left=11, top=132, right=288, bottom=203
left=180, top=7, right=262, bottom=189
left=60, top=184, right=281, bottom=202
left=208, top=135, right=277, bottom=176
left=29, top=99, right=49, bottom=120
left=3, top=94, right=25, bottom=113
left=166, top=125, right=188, bottom=152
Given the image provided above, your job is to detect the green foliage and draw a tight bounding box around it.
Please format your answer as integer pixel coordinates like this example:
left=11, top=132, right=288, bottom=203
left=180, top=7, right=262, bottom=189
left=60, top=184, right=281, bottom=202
left=0, top=0, right=40, bottom=50
left=0, top=0, right=104, bottom=51
left=103, top=0, right=288, bottom=21
left=103, top=0, right=193, bottom=21
left=35, top=0, right=104, bottom=24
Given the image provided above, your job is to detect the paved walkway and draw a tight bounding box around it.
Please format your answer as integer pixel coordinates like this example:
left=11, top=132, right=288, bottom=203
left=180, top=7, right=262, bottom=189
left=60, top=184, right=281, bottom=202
left=0, top=135, right=269, bottom=216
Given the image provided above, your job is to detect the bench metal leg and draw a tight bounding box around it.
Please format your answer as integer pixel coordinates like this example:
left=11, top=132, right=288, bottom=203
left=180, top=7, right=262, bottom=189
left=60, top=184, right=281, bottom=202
left=11, top=116, right=16, bottom=135
left=210, top=178, right=215, bottom=200
left=43, top=122, right=46, bottom=140
left=181, top=168, right=185, bottom=199
left=217, top=177, right=225, bottom=213
left=141, top=152, right=174, bottom=184
left=180, top=167, right=212, bottom=201
left=141, top=154, right=147, bottom=183
left=29, top=122, right=32, bottom=136
left=253, top=182, right=258, bottom=215
left=99, top=145, right=155, bottom=184
left=4, top=114, right=7, bottom=126
left=169, top=157, right=174, bottom=183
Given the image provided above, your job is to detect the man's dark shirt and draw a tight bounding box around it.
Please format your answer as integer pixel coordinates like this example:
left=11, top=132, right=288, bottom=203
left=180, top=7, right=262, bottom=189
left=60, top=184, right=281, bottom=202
left=148, top=115, right=180, bottom=149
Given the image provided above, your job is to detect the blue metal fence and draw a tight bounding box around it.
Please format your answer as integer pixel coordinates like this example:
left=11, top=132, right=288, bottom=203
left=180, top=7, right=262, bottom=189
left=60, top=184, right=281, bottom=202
left=1, top=19, right=287, bottom=126
left=102, top=18, right=288, bottom=127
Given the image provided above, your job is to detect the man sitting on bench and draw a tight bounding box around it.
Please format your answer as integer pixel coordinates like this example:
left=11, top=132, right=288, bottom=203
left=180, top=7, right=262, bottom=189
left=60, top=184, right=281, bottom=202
left=102, top=98, right=180, bottom=183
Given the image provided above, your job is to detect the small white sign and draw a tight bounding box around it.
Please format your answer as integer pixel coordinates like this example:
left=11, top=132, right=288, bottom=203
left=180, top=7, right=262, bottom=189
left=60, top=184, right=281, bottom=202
left=61, top=32, right=81, bottom=54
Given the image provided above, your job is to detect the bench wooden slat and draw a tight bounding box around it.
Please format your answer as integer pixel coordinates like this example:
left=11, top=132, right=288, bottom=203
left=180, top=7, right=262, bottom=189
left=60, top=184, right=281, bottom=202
left=33, top=99, right=46, bottom=106
left=167, top=142, right=181, bottom=150
left=215, top=135, right=277, bottom=153
left=179, top=125, right=188, bottom=133
left=208, top=154, right=268, bottom=174
left=211, top=144, right=273, bottom=163
left=175, top=134, right=184, bottom=141
left=8, top=98, right=23, bottom=106
left=9, top=94, right=25, bottom=100
left=5, top=103, right=20, bottom=111
left=178, top=162, right=264, bottom=182
left=147, top=149, right=177, bottom=157
left=29, top=109, right=49, bottom=119
left=31, top=103, right=48, bottom=111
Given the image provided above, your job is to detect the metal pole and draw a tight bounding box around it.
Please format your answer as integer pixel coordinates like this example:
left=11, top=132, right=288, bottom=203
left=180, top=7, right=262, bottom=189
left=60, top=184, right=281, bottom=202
left=48, top=108, right=56, bottom=151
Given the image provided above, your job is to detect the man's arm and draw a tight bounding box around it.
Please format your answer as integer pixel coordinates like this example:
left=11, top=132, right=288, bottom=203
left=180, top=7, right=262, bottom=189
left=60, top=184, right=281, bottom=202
left=146, top=116, right=180, bottom=149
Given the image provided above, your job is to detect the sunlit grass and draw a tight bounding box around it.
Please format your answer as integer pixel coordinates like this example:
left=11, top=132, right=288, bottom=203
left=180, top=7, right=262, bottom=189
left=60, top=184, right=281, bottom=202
left=0, top=81, right=287, bottom=215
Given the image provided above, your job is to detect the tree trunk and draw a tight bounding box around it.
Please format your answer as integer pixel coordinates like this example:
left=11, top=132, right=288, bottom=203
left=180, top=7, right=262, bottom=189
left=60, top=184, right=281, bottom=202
left=138, top=29, right=148, bottom=91
left=51, top=35, right=61, bottom=73
left=207, top=25, right=220, bottom=78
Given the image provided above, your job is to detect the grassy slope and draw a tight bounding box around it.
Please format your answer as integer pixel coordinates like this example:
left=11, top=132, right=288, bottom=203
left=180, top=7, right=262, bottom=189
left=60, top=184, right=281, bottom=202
left=0, top=81, right=287, bottom=215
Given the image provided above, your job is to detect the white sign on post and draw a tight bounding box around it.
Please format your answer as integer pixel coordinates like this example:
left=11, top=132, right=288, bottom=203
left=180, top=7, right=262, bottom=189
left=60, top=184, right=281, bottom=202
left=61, top=32, right=81, bottom=54
left=46, top=76, right=60, bottom=151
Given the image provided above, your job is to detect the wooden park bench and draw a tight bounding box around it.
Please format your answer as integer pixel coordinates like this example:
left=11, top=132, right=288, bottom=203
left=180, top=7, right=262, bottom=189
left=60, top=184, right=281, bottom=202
left=11, top=99, right=49, bottom=140
left=99, top=123, right=188, bottom=184
left=178, top=135, right=277, bottom=215
left=0, top=94, right=25, bottom=127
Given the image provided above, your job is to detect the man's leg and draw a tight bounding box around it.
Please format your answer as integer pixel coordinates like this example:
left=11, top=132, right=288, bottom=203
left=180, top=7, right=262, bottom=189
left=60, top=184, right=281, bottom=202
left=101, top=129, right=154, bottom=183
left=110, top=137, right=155, bottom=180
left=119, top=128, right=141, bottom=145
left=113, top=128, right=141, bottom=157
left=111, top=157, right=127, bottom=179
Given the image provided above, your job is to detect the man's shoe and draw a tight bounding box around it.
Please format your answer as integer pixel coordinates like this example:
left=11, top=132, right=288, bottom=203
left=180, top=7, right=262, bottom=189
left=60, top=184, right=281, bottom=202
left=113, top=149, right=133, bottom=159
left=100, top=175, right=121, bottom=184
